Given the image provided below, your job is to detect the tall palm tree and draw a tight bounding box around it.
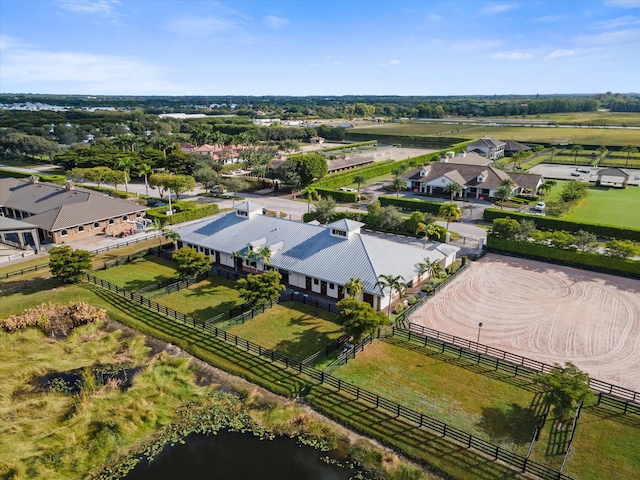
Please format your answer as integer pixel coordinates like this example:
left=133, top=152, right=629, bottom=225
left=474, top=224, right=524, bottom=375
left=417, top=258, right=445, bottom=281
left=113, top=134, right=129, bottom=152
left=303, top=186, right=318, bottom=213
left=571, top=145, right=583, bottom=164
left=549, top=147, right=557, bottom=163
left=621, top=145, right=638, bottom=167
left=153, top=137, right=173, bottom=157
left=416, top=222, right=437, bottom=249
left=443, top=182, right=462, bottom=202
left=537, top=179, right=556, bottom=198
left=344, top=277, right=364, bottom=299
left=138, top=163, right=153, bottom=199
left=391, top=177, right=405, bottom=197
left=353, top=174, right=366, bottom=201
left=438, top=203, right=462, bottom=231
left=375, top=274, right=407, bottom=318
left=256, top=245, right=272, bottom=271
left=116, top=157, right=135, bottom=197
left=495, top=185, right=513, bottom=210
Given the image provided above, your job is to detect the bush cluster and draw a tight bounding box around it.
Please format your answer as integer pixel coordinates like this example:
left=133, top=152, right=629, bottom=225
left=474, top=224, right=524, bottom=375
left=483, top=208, right=640, bottom=241
left=1, top=302, right=106, bottom=337
left=315, top=188, right=358, bottom=202
left=378, top=195, right=443, bottom=215
left=146, top=203, right=219, bottom=226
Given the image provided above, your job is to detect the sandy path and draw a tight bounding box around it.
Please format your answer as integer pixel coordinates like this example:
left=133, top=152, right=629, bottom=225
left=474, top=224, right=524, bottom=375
left=410, top=255, right=640, bottom=392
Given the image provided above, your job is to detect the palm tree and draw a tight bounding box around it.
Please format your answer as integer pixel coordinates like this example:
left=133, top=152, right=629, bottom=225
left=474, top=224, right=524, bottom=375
left=537, top=179, right=557, bottom=198
left=571, top=145, right=583, bottom=164
left=190, top=124, right=211, bottom=147
left=438, top=203, right=462, bottom=231
left=375, top=274, right=407, bottom=318
left=443, top=182, right=462, bottom=202
left=256, top=245, right=272, bottom=271
left=417, top=258, right=445, bottom=281
left=151, top=219, right=180, bottom=249
left=416, top=221, right=437, bottom=249
left=621, top=145, right=638, bottom=167
left=391, top=177, right=405, bottom=197
left=138, top=163, right=153, bottom=199
left=353, top=174, right=366, bottom=201
left=163, top=228, right=181, bottom=249
left=344, top=277, right=364, bottom=299
left=495, top=185, right=513, bottom=210
left=303, top=186, right=318, bottom=213
left=549, top=147, right=557, bottom=163
left=153, top=137, right=173, bottom=157
left=113, top=134, right=129, bottom=152
left=116, top=157, right=135, bottom=197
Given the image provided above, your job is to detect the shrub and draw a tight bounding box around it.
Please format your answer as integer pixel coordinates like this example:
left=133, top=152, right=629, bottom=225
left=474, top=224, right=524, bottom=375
left=315, top=188, right=357, bottom=202
left=483, top=208, right=640, bottom=241
left=145, top=203, right=219, bottom=226
left=392, top=303, right=406, bottom=315
left=1, top=302, right=106, bottom=337
left=378, top=196, right=443, bottom=215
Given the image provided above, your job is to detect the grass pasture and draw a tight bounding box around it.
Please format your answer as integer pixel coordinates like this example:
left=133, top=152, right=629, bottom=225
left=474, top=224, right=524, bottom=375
left=154, top=276, right=243, bottom=321
left=349, top=123, right=640, bottom=147
left=93, top=256, right=178, bottom=290
left=228, top=301, right=343, bottom=362
left=564, top=185, right=640, bottom=227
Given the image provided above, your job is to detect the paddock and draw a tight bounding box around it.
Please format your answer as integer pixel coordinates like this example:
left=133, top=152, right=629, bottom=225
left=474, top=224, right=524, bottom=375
left=409, top=254, right=640, bottom=391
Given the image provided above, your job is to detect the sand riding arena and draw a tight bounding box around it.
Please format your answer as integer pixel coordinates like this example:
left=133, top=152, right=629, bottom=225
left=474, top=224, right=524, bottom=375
left=409, top=254, right=640, bottom=392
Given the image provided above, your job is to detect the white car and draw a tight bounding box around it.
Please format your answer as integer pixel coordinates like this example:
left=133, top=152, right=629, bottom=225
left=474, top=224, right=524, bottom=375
left=535, top=201, right=546, bottom=211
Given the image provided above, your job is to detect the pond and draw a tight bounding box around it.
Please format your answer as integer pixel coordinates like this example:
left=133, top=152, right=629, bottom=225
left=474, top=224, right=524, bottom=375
left=125, top=430, right=355, bottom=480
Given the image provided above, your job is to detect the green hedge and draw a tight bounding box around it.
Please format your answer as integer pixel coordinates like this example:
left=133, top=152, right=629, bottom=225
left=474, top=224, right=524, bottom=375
left=146, top=204, right=219, bottom=226
left=345, top=132, right=470, bottom=148
left=315, top=188, right=358, bottom=202
left=483, top=208, right=640, bottom=241
left=0, top=168, right=67, bottom=185
left=379, top=195, right=443, bottom=215
left=321, top=140, right=378, bottom=153
left=487, top=236, right=640, bottom=278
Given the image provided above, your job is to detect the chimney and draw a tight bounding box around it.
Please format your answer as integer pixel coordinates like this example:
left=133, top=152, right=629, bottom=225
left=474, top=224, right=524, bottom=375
left=28, top=175, right=39, bottom=184
left=65, top=181, right=75, bottom=191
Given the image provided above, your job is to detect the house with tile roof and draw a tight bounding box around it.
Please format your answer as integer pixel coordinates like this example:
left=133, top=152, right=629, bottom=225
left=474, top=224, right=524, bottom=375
left=466, top=138, right=506, bottom=160
left=175, top=202, right=459, bottom=311
left=0, top=177, right=148, bottom=245
left=404, top=162, right=543, bottom=199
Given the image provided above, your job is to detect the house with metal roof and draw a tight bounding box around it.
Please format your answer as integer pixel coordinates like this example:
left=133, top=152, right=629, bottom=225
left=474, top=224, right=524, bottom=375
left=404, top=162, right=543, bottom=199
left=466, top=138, right=506, bottom=160
left=0, top=177, right=148, bottom=246
left=175, top=202, right=459, bottom=311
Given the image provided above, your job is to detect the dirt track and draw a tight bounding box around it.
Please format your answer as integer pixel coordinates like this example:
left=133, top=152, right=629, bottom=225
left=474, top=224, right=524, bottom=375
left=410, top=254, right=640, bottom=391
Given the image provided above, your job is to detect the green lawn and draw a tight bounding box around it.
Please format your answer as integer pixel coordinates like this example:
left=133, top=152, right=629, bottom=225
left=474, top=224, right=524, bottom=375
left=332, top=339, right=539, bottom=454
left=228, top=302, right=343, bottom=362
left=92, top=257, right=178, bottom=290
left=155, top=276, right=243, bottom=321
left=565, top=185, right=640, bottom=228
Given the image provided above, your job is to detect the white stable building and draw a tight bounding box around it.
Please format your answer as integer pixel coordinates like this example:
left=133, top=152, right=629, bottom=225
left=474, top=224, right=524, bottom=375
left=175, top=202, right=459, bottom=311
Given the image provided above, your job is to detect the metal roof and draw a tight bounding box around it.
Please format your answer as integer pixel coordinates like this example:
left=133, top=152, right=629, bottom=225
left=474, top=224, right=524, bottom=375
left=176, top=212, right=459, bottom=296
left=327, top=218, right=365, bottom=231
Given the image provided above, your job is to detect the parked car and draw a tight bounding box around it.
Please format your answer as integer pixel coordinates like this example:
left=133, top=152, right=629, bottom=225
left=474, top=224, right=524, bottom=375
left=210, top=185, right=228, bottom=194
left=339, top=187, right=357, bottom=193
left=576, top=168, right=590, bottom=174
left=535, top=201, right=546, bottom=211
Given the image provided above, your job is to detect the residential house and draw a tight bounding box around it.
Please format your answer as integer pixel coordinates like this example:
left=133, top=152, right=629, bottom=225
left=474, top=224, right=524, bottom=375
left=404, top=162, right=543, bottom=199
left=175, top=202, right=459, bottom=311
left=0, top=177, right=148, bottom=245
left=466, top=138, right=506, bottom=160
left=310, top=136, right=326, bottom=144
left=504, top=140, right=532, bottom=156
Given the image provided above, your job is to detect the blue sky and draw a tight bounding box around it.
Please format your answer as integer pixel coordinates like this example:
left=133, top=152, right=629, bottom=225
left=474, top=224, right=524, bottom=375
left=1, top=0, right=639, bottom=95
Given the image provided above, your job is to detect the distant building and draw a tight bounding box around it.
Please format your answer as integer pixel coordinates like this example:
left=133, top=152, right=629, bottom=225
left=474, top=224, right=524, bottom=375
left=504, top=140, right=532, bottom=156
left=596, top=167, right=629, bottom=188
left=309, top=136, right=326, bottom=144
left=466, top=138, right=506, bottom=160
left=440, top=151, right=493, bottom=166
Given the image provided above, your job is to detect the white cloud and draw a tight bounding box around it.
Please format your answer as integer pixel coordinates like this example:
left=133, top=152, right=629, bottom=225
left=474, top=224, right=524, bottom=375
left=164, top=15, right=245, bottom=37
left=450, top=39, right=502, bottom=51
left=427, top=13, right=443, bottom=21
left=0, top=45, right=180, bottom=94
left=389, top=59, right=402, bottom=65
left=592, top=15, right=640, bottom=29
left=533, top=14, right=566, bottom=22
left=546, top=49, right=576, bottom=59
left=604, top=0, right=640, bottom=8
left=573, top=28, right=640, bottom=45
left=57, top=0, right=119, bottom=15
left=263, top=15, right=289, bottom=29
left=480, top=3, right=516, bottom=14
left=492, top=52, right=533, bottom=60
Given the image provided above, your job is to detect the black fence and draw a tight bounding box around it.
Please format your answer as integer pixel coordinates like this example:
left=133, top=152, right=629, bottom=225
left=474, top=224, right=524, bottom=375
left=0, top=262, right=48, bottom=280
left=402, top=323, right=640, bottom=411
left=83, top=273, right=571, bottom=480
left=88, top=232, right=163, bottom=256
left=216, top=268, right=246, bottom=282
left=136, top=272, right=209, bottom=297
left=287, top=292, right=340, bottom=314
left=301, top=334, right=349, bottom=365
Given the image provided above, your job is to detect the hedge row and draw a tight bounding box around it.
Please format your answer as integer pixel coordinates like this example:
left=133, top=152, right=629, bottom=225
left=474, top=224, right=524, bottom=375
left=346, top=132, right=470, bottom=148
left=321, top=140, right=378, bottom=153
left=379, top=195, right=444, bottom=215
left=315, top=188, right=358, bottom=202
left=0, top=168, right=67, bottom=185
left=487, top=236, right=640, bottom=278
left=482, top=208, right=640, bottom=241
left=146, top=204, right=219, bottom=226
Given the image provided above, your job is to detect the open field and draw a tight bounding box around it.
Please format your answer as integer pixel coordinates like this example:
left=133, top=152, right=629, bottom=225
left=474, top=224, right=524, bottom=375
left=410, top=254, right=640, bottom=391
left=93, top=257, right=178, bottom=290
left=349, top=123, right=640, bottom=146
left=228, top=302, right=343, bottom=361
left=566, top=185, right=640, bottom=227
left=155, top=276, right=243, bottom=321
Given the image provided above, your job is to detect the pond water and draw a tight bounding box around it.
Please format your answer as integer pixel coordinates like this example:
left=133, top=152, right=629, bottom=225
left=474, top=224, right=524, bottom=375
left=125, top=431, right=354, bottom=480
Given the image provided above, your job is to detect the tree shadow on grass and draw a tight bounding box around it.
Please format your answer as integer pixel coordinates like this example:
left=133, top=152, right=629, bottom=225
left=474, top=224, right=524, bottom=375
left=0, top=275, right=58, bottom=297
left=477, top=404, right=539, bottom=445
left=274, top=315, right=342, bottom=362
